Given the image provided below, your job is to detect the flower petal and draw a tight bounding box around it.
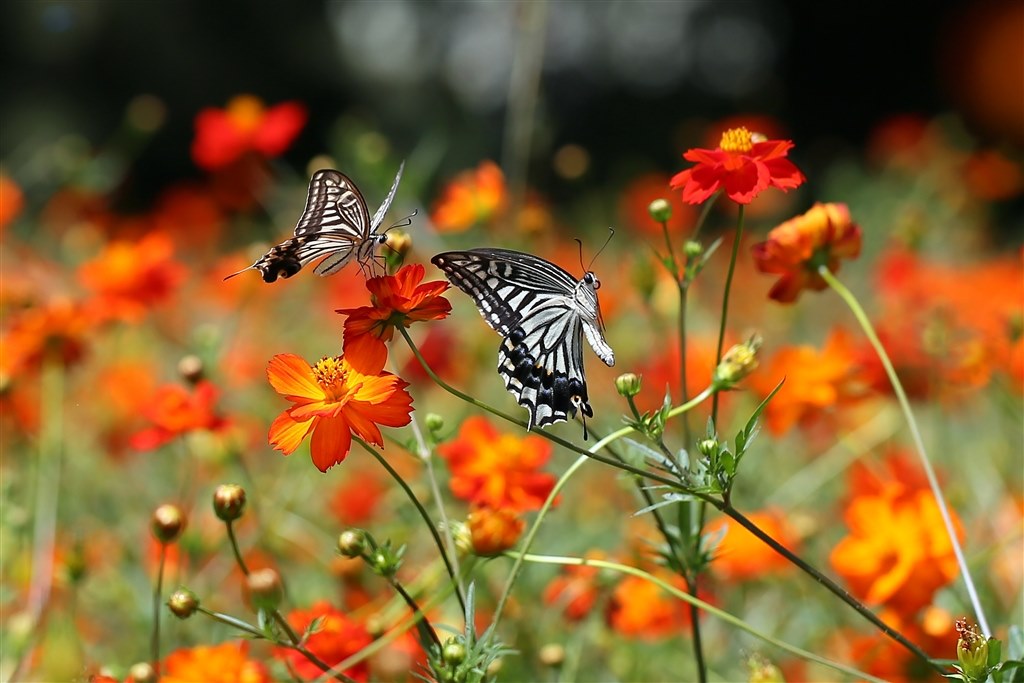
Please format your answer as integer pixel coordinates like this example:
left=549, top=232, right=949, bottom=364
left=267, top=354, right=324, bottom=401
left=269, top=411, right=316, bottom=455
left=309, top=415, right=353, bottom=472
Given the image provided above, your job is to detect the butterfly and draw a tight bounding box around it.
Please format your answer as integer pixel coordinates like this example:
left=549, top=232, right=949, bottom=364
left=431, top=248, right=615, bottom=437
left=226, top=163, right=404, bottom=282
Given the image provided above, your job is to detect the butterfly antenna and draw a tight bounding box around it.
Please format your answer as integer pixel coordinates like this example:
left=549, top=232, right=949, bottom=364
left=588, top=227, right=616, bottom=270
left=223, top=265, right=253, bottom=281
left=385, top=207, right=418, bottom=234
left=575, top=238, right=586, bottom=273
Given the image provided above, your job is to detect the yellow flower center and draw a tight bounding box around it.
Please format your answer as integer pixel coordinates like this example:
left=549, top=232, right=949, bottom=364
left=312, top=356, right=350, bottom=401
left=719, top=127, right=754, bottom=153
left=226, top=95, right=266, bottom=133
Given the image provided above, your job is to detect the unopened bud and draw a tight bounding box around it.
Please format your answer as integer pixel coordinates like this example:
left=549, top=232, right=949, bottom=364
left=614, top=372, right=642, bottom=398
left=684, top=240, right=703, bottom=259
left=337, top=529, right=367, bottom=558
left=449, top=520, right=472, bottom=557
left=177, top=355, right=204, bottom=384
left=212, top=484, right=246, bottom=522
left=539, top=643, right=565, bottom=668
left=245, top=568, right=284, bottom=612
left=442, top=638, right=467, bottom=665
left=713, top=334, right=762, bottom=388
left=386, top=229, right=412, bottom=257
left=151, top=504, right=186, bottom=544
left=167, top=587, right=199, bottom=619
left=128, top=662, right=157, bottom=683
left=697, top=438, right=718, bottom=456
left=425, top=413, right=445, bottom=433
left=648, top=198, right=672, bottom=223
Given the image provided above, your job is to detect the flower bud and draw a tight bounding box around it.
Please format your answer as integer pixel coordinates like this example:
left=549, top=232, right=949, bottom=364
left=539, top=643, right=565, bottom=668
left=245, top=567, right=284, bottom=612
left=177, top=354, right=204, bottom=384
left=442, top=638, right=467, bottom=666
left=212, top=484, right=246, bottom=522
left=648, top=198, right=672, bottom=223
left=425, top=413, right=445, bottom=433
left=449, top=520, right=472, bottom=557
left=614, top=372, right=642, bottom=398
left=713, top=334, right=762, bottom=389
left=684, top=240, right=703, bottom=259
left=697, top=438, right=718, bottom=456
left=468, top=506, right=524, bottom=556
left=386, top=229, right=412, bottom=258
left=955, top=618, right=990, bottom=681
left=128, top=662, right=157, bottom=683
left=337, top=529, right=367, bottom=558
left=150, top=503, right=186, bottom=544
left=167, top=587, right=199, bottom=619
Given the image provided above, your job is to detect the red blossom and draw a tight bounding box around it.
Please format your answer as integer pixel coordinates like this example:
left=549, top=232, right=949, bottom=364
left=191, top=95, right=307, bottom=171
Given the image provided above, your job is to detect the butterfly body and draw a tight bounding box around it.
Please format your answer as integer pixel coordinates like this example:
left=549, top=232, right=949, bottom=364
left=432, top=248, right=614, bottom=432
left=227, top=164, right=403, bottom=282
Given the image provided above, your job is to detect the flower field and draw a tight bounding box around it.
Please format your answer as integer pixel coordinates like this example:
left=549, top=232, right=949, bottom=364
left=2, top=3, right=1022, bottom=682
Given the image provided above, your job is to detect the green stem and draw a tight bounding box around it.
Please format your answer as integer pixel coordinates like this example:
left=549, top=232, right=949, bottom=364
left=151, top=546, right=166, bottom=674
left=818, top=265, right=990, bottom=636
left=385, top=574, right=441, bottom=648
left=353, top=437, right=466, bottom=613
left=711, top=203, right=744, bottom=424
left=510, top=553, right=889, bottom=683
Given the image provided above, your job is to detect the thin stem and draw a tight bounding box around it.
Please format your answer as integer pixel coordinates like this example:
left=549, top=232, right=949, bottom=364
left=151, top=546, right=166, bottom=674
left=683, top=574, right=706, bottom=683
left=819, top=265, right=990, bottom=636
left=385, top=574, right=441, bottom=648
left=511, top=553, right=890, bottom=683
left=718, top=503, right=943, bottom=674
left=353, top=437, right=467, bottom=613
left=711, top=203, right=745, bottom=424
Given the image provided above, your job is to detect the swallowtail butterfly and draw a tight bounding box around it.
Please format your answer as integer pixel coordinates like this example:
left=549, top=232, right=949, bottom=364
left=226, top=163, right=404, bottom=282
left=431, top=248, right=615, bottom=436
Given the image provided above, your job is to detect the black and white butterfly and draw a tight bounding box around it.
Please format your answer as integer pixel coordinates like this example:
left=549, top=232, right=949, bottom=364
left=431, top=248, right=615, bottom=436
left=226, top=163, right=404, bottom=282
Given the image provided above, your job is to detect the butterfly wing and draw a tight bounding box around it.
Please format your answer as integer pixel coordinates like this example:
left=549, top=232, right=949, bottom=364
left=370, top=161, right=405, bottom=231
left=431, top=248, right=614, bottom=430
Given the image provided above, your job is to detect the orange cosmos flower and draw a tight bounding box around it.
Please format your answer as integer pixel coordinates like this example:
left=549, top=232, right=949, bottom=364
left=751, top=202, right=863, bottom=303
left=162, top=641, right=270, bottom=683
left=130, top=380, right=227, bottom=451
left=337, top=264, right=451, bottom=373
left=274, top=601, right=373, bottom=681
left=704, top=509, right=797, bottom=581
left=329, top=469, right=387, bottom=526
left=1, top=298, right=97, bottom=379
left=436, top=416, right=556, bottom=512
left=191, top=95, right=307, bottom=171
left=606, top=572, right=693, bottom=639
left=267, top=354, right=413, bottom=472
left=467, top=504, right=525, bottom=556
left=430, top=160, right=508, bottom=232
left=830, top=477, right=964, bottom=616
left=670, top=127, right=805, bottom=205
left=0, top=172, right=24, bottom=231
left=747, top=327, right=863, bottom=436
left=78, top=231, right=186, bottom=322
left=543, top=551, right=607, bottom=621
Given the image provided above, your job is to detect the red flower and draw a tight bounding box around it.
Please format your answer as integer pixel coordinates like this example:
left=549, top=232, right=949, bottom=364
left=751, top=202, right=863, bottom=303
left=430, top=160, right=508, bottom=233
left=130, top=381, right=227, bottom=451
left=704, top=509, right=798, bottom=580
left=606, top=572, right=693, bottom=639
left=670, top=127, right=805, bottom=205
left=274, top=601, right=373, bottom=681
left=161, top=641, right=270, bottom=683
left=337, top=264, right=451, bottom=373
left=191, top=95, right=307, bottom=171
left=267, top=354, right=413, bottom=472
left=437, top=416, right=556, bottom=512
left=543, top=551, right=606, bottom=621
left=467, top=504, right=525, bottom=556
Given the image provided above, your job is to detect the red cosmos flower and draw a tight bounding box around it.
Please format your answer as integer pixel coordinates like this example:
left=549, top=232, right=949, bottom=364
left=606, top=572, right=693, bottom=639
left=430, top=160, right=508, bottom=233
left=543, top=550, right=607, bottom=621
left=162, top=641, right=271, bottom=683
left=130, top=380, right=227, bottom=451
left=704, top=509, right=797, bottom=580
left=337, top=264, right=451, bottom=373
left=751, top=202, right=863, bottom=303
left=274, top=601, right=373, bottom=681
left=1, top=298, right=97, bottom=378
left=467, top=504, right=525, bottom=556
left=78, top=231, right=186, bottom=323
left=437, top=416, right=557, bottom=512
left=670, top=127, right=805, bottom=205
left=191, top=95, right=307, bottom=171
left=266, top=354, right=413, bottom=472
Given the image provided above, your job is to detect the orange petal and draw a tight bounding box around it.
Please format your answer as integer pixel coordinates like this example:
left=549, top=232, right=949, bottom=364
left=309, top=415, right=353, bottom=472
left=269, top=411, right=316, bottom=455
left=343, top=404, right=385, bottom=447
left=267, top=354, right=324, bottom=401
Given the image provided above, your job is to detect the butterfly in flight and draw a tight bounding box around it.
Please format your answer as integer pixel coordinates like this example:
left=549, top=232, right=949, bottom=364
left=431, top=248, right=615, bottom=437
left=226, top=163, right=405, bottom=282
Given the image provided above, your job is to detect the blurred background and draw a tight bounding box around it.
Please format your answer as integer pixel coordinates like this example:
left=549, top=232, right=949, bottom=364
left=2, top=0, right=1022, bottom=235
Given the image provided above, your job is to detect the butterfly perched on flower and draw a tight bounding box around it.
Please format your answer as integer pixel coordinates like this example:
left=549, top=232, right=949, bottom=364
left=431, top=248, right=615, bottom=437
left=226, top=163, right=404, bottom=282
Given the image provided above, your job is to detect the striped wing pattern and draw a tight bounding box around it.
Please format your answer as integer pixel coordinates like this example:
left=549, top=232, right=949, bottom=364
left=231, top=164, right=403, bottom=283
left=431, top=249, right=615, bottom=432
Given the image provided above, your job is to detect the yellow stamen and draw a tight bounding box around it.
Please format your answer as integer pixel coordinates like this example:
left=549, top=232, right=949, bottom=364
left=226, top=95, right=265, bottom=133
left=312, top=356, right=349, bottom=401
left=719, top=127, right=754, bottom=153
